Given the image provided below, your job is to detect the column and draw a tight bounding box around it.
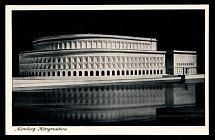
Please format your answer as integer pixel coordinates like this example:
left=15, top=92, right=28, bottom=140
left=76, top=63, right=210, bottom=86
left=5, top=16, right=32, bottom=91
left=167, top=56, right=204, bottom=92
left=122, top=42, right=125, bottom=49
left=130, top=43, right=132, bottom=50
left=137, top=43, right=140, bottom=50
left=62, top=42, right=65, bottom=49
left=66, top=42, right=70, bottom=49
left=102, top=41, right=107, bottom=49
left=116, top=42, right=119, bottom=49
left=107, top=41, right=111, bottom=49
left=92, top=41, right=96, bottom=49
left=112, top=42, right=116, bottom=49
left=82, top=41, right=86, bottom=49
left=87, top=41, right=92, bottom=49
left=71, top=41, right=74, bottom=49
left=134, top=43, right=137, bottom=50
left=77, top=41, right=80, bottom=49
left=50, top=43, right=54, bottom=50
left=120, top=42, right=123, bottom=49
left=57, top=42, right=60, bottom=49
left=71, top=41, right=76, bottom=49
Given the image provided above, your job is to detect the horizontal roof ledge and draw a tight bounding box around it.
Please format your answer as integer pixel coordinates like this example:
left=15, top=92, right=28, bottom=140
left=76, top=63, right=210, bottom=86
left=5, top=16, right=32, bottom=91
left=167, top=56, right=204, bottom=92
left=33, top=34, right=158, bottom=44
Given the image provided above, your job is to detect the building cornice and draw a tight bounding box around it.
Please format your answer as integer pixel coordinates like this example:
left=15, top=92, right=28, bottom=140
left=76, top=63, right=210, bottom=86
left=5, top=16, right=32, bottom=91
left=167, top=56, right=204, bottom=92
left=20, top=49, right=166, bottom=57
left=167, top=50, right=197, bottom=54
left=33, top=34, right=158, bottom=44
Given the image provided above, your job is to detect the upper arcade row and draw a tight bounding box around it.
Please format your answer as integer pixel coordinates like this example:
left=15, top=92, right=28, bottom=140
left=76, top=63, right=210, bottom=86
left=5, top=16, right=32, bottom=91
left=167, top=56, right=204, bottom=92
left=32, top=34, right=157, bottom=51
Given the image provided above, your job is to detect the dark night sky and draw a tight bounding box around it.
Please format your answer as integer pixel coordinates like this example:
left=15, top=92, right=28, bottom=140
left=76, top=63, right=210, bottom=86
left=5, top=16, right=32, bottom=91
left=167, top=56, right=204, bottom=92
left=12, top=10, right=205, bottom=77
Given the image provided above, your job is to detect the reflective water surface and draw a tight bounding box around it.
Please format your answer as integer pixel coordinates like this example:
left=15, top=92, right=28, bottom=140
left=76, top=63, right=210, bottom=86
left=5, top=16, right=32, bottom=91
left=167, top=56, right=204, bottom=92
left=12, top=79, right=205, bottom=126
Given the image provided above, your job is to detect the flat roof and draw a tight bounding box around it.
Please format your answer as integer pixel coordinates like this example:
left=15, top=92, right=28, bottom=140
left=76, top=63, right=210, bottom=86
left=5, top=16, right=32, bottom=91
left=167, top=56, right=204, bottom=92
left=167, top=50, right=196, bottom=54
left=33, top=34, right=157, bottom=44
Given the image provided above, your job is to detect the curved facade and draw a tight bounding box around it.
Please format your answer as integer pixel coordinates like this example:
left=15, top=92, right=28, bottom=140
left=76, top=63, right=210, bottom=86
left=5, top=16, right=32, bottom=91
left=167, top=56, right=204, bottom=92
left=32, top=34, right=157, bottom=51
left=19, top=34, right=166, bottom=80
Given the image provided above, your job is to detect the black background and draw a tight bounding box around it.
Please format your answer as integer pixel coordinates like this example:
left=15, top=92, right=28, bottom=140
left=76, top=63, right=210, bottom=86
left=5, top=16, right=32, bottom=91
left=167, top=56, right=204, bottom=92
left=12, top=10, right=205, bottom=77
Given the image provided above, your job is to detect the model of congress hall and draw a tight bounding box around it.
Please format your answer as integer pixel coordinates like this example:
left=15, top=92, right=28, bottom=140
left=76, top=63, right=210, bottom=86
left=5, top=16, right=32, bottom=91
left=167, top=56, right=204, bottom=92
left=18, top=34, right=197, bottom=81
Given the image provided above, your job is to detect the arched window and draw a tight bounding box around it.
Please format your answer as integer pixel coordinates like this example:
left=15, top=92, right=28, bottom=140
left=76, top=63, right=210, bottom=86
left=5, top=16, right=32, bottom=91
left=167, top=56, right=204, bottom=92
left=146, top=70, right=149, bottom=74
left=63, top=71, right=65, bottom=76
left=126, top=70, right=129, bottom=75
left=139, top=70, right=141, bottom=75
left=130, top=70, right=133, bottom=75
left=48, top=72, right=50, bottom=76
left=150, top=70, right=152, bottom=74
left=154, top=70, right=156, bottom=74
left=122, top=70, right=125, bottom=75
left=57, top=71, right=60, bottom=76
left=90, top=71, right=93, bottom=76
left=142, top=70, right=145, bottom=75
left=58, top=58, right=61, bottom=63
left=73, top=71, right=77, bottom=76
left=68, top=71, right=71, bottom=76
left=107, top=70, right=110, bottom=76
left=157, top=70, right=159, bottom=74
left=52, top=71, right=55, bottom=76
left=96, top=71, right=99, bottom=76
left=112, top=70, right=115, bottom=76
left=161, top=69, right=163, bottom=74
left=101, top=71, right=105, bottom=76
left=79, top=71, right=82, bottom=76
left=135, top=70, right=137, bottom=75
left=117, top=70, right=120, bottom=76
left=85, top=71, right=88, bottom=76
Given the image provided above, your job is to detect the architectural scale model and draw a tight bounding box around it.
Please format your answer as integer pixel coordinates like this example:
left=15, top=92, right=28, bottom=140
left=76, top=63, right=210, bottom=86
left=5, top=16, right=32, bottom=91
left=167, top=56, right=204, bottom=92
left=18, top=34, right=197, bottom=81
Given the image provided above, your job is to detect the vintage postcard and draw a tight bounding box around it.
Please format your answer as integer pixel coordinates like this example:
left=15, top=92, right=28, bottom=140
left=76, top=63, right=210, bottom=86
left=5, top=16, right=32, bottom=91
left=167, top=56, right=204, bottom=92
left=5, top=5, right=209, bottom=135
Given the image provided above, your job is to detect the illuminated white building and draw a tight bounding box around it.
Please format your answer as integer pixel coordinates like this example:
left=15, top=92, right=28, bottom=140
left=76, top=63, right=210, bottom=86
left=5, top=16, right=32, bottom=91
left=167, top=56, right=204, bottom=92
left=166, top=50, right=197, bottom=75
left=18, top=34, right=196, bottom=81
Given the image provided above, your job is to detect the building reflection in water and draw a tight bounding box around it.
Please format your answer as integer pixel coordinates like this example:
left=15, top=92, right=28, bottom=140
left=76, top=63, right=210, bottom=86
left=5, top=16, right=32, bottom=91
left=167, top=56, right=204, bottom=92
left=165, top=83, right=196, bottom=107
left=12, top=80, right=201, bottom=126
